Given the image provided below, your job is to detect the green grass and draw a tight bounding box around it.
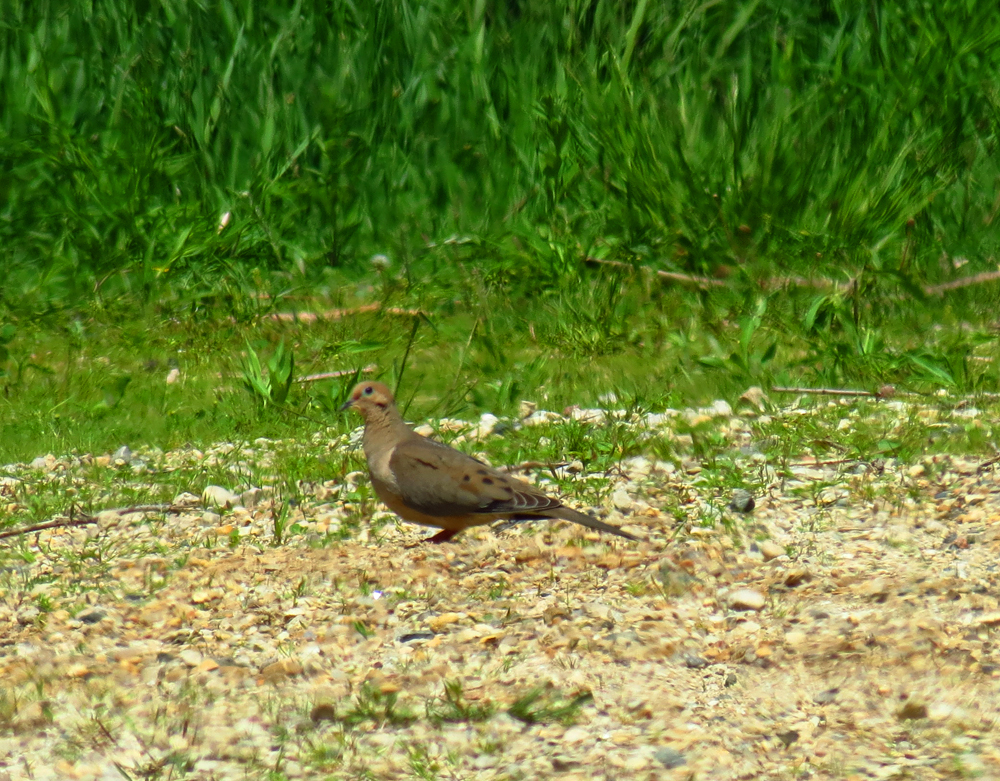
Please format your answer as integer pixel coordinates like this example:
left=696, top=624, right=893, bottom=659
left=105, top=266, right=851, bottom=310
left=4, top=0, right=999, bottom=297
left=2, top=0, right=1000, bottom=466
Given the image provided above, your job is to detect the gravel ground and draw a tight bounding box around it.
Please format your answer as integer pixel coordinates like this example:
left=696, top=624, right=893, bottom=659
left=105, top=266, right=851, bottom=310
left=2, top=396, right=1000, bottom=780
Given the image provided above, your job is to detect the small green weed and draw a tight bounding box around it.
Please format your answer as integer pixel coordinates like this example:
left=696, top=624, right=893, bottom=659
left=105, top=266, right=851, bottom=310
left=336, top=683, right=416, bottom=728
left=241, top=339, right=296, bottom=407
left=426, top=681, right=496, bottom=725
left=507, top=685, right=593, bottom=726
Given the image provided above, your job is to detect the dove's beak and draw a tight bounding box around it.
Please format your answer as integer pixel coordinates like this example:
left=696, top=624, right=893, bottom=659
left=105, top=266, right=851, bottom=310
left=339, top=398, right=355, bottom=412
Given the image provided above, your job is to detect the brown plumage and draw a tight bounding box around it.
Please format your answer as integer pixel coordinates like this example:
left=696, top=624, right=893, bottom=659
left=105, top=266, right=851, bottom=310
left=340, top=382, right=639, bottom=543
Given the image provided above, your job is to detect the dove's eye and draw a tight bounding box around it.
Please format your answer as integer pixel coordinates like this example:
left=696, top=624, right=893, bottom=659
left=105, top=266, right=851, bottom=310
left=363, top=386, right=374, bottom=396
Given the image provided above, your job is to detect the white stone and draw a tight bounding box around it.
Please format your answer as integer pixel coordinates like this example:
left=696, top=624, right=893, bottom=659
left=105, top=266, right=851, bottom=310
left=729, top=589, right=766, bottom=611
left=711, top=400, right=733, bottom=417
left=179, top=649, right=203, bottom=667
left=202, top=485, right=239, bottom=508
left=612, top=488, right=633, bottom=511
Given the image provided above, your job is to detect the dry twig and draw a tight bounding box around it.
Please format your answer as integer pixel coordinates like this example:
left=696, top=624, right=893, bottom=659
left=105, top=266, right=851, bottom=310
left=771, top=385, right=896, bottom=399
left=263, top=304, right=425, bottom=324
left=584, top=256, right=856, bottom=292
left=924, top=269, right=1000, bottom=296
left=297, top=364, right=378, bottom=383
left=585, top=257, right=725, bottom=289
left=0, top=504, right=184, bottom=540
left=502, top=461, right=570, bottom=474
left=586, top=256, right=1000, bottom=299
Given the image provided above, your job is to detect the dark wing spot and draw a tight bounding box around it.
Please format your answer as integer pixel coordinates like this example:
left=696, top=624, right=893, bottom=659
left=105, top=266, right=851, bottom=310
left=476, top=468, right=489, bottom=475
left=414, top=458, right=439, bottom=470
left=463, top=475, right=471, bottom=482
left=502, top=486, right=514, bottom=494
left=481, top=477, right=494, bottom=485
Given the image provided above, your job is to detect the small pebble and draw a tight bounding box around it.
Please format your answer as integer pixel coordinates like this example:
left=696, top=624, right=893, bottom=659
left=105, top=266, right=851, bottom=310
left=112, top=445, right=132, bottom=464
left=202, top=485, right=240, bottom=509
left=241, top=487, right=265, bottom=508
left=683, top=653, right=708, bottom=669
left=77, top=609, right=106, bottom=625
left=729, top=489, right=755, bottom=513
left=738, top=386, right=768, bottom=410
left=398, top=632, right=436, bottom=643
left=654, top=747, right=686, bottom=769
left=729, top=589, right=766, bottom=611
left=784, top=568, right=811, bottom=587
left=711, top=400, right=733, bottom=417
left=897, top=701, right=928, bottom=720
left=776, top=730, right=799, bottom=747
left=814, top=688, right=839, bottom=704
left=612, top=488, right=633, bottom=512
left=310, top=703, right=338, bottom=723
left=180, top=649, right=203, bottom=667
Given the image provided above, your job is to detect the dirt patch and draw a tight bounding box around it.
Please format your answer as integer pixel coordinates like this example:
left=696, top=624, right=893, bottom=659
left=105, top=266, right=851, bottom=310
left=2, top=425, right=1000, bottom=779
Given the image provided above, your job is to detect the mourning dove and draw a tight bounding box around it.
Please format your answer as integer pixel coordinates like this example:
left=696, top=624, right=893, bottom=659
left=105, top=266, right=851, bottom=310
left=340, top=381, right=640, bottom=543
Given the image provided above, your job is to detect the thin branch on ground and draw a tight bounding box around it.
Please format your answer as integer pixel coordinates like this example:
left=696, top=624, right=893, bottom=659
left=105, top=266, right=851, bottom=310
left=263, top=304, right=426, bottom=323
left=586, top=255, right=1000, bottom=298
left=502, top=461, right=570, bottom=474
left=585, top=257, right=726, bottom=288
left=976, top=447, right=1000, bottom=474
left=977, top=457, right=1000, bottom=474
left=789, top=458, right=862, bottom=467
left=924, top=269, right=1000, bottom=296
left=771, top=385, right=896, bottom=398
left=297, top=364, right=378, bottom=383
left=0, top=504, right=185, bottom=540
left=584, top=256, right=855, bottom=291
left=771, top=386, right=874, bottom=397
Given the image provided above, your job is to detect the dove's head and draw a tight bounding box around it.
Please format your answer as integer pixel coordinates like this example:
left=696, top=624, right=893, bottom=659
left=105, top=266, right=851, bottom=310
left=340, top=381, right=397, bottom=419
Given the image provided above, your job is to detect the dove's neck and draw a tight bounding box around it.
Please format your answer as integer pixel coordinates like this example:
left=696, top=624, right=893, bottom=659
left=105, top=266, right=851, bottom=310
left=363, top=408, right=409, bottom=454
left=362, top=408, right=411, bottom=485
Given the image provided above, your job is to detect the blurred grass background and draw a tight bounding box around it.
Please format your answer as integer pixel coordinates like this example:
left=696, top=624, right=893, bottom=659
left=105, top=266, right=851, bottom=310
left=2, top=0, right=1000, bottom=460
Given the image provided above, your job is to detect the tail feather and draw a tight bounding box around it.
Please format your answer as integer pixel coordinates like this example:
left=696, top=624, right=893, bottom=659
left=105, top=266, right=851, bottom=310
left=500, top=506, right=641, bottom=541
left=550, top=506, right=641, bottom=542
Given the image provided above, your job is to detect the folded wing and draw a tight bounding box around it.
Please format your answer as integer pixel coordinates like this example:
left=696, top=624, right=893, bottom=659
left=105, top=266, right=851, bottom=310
left=389, top=437, right=561, bottom=517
